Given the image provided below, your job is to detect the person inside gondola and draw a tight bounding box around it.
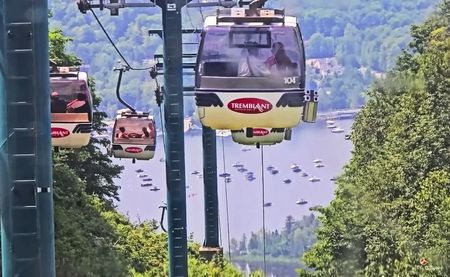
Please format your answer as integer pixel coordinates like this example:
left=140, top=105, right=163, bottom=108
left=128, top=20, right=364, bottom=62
left=238, top=47, right=271, bottom=77
left=66, top=92, right=90, bottom=114
left=142, top=127, right=150, bottom=138
left=117, top=127, right=129, bottom=139
left=265, top=42, right=295, bottom=75
left=141, top=123, right=156, bottom=143
left=50, top=91, right=67, bottom=113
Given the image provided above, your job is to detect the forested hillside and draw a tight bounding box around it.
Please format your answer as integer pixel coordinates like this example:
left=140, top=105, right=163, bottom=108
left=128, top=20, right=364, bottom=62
left=231, top=214, right=318, bottom=260
left=299, top=1, right=450, bottom=275
left=49, top=0, right=439, bottom=116
left=48, top=29, right=250, bottom=276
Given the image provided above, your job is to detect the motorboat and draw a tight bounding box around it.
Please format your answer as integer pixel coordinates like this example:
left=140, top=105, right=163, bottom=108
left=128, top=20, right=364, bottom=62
left=331, top=127, right=344, bottom=133
left=216, top=129, right=232, bottom=137
left=283, top=179, right=292, bottom=184
left=296, top=199, right=308, bottom=205
left=309, top=177, right=320, bottom=182
left=238, top=167, right=248, bottom=173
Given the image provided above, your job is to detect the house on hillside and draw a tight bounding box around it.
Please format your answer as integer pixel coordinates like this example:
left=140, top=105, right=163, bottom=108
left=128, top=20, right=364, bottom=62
left=307, top=57, right=344, bottom=77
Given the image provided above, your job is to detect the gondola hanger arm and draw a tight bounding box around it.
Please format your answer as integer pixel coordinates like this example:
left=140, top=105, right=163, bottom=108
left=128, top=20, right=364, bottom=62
left=113, top=63, right=136, bottom=113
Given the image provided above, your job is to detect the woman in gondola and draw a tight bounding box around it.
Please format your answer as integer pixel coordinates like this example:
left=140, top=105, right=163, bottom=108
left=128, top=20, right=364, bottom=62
left=265, top=42, right=295, bottom=75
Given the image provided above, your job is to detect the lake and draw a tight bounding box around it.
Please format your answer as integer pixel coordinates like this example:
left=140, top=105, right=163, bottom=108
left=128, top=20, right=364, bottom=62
left=114, top=118, right=354, bottom=276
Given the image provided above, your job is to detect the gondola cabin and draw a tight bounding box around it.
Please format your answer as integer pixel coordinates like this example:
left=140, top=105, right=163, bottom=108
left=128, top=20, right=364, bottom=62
left=50, top=66, right=93, bottom=148
left=231, top=127, right=289, bottom=146
left=110, top=110, right=156, bottom=161
left=195, top=7, right=318, bottom=132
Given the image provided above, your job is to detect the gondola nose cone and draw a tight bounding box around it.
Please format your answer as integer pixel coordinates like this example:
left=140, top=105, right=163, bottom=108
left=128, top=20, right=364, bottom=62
left=253, top=128, right=270, bottom=136
left=125, top=147, right=143, bottom=153
left=227, top=98, right=273, bottom=114
left=51, top=127, right=70, bottom=138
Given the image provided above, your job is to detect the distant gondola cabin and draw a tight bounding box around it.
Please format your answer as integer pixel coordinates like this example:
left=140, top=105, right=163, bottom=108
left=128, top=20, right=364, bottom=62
left=231, top=127, right=288, bottom=146
left=110, top=110, right=156, bottom=160
left=50, top=66, right=93, bottom=148
left=195, top=8, right=315, bottom=131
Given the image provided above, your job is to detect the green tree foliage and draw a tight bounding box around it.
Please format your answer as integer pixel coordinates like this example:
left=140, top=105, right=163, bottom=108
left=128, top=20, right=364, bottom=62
left=53, top=164, right=129, bottom=276
left=300, top=1, right=450, bottom=276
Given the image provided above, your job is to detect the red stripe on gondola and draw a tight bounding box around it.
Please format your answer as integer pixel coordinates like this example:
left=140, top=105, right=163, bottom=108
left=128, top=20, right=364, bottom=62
left=253, top=128, right=270, bottom=136
left=51, top=127, right=70, bottom=138
left=125, top=147, right=143, bottom=153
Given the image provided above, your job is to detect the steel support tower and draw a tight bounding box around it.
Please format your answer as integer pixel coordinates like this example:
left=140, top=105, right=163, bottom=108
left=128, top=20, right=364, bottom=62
left=155, top=1, right=190, bottom=275
left=0, top=0, right=55, bottom=276
left=199, top=126, right=221, bottom=259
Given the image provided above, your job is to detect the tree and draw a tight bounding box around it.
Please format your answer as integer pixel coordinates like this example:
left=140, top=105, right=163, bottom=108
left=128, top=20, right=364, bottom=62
left=300, top=3, right=450, bottom=275
left=239, top=234, right=247, bottom=253
left=248, top=232, right=259, bottom=254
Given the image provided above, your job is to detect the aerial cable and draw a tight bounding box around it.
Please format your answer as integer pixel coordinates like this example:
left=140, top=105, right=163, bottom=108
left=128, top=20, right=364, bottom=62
left=89, top=9, right=152, bottom=71
left=158, top=106, right=167, bottom=160
left=199, top=7, right=205, bottom=23
left=260, top=145, right=267, bottom=276
left=221, top=135, right=232, bottom=262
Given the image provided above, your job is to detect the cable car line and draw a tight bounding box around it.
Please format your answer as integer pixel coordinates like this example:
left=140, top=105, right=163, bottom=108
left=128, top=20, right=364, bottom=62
left=260, top=145, right=267, bottom=276
left=89, top=9, right=152, bottom=71
left=184, top=0, right=201, bottom=42
left=221, top=135, right=232, bottom=262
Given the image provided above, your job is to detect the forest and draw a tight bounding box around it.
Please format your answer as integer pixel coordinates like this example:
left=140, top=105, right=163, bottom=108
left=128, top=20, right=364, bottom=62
left=48, top=0, right=440, bottom=117
left=231, top=214, right=318, bottom=262
left=299, top=1, right=450, bottom=275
